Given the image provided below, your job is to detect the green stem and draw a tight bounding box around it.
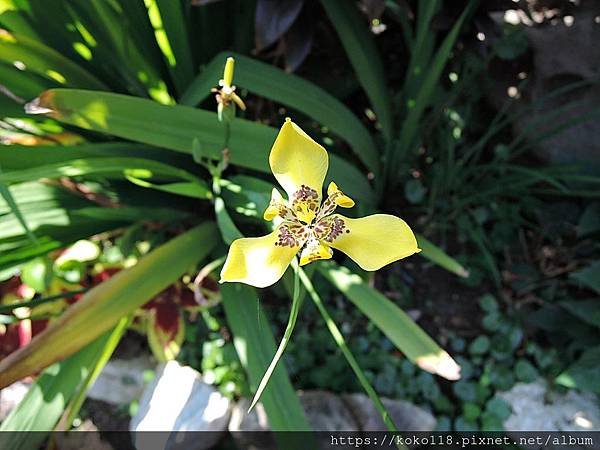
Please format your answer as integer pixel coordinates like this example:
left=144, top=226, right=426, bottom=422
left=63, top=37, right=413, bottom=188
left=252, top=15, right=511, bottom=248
left=0, top=289, right=88, bottom=315
left=248, top=260, right=302, bottom=412
left=298, top=268, right=406, bottom=448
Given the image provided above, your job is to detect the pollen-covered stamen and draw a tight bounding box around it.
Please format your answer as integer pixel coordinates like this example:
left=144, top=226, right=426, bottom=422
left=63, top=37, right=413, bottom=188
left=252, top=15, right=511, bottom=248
left=315, top=181, right=354, bottom=222
left=274, top=222, right=307, bottom=248
left=313, top=216, right=349, bottom=243
left=291, top=184, right=320, bottom=224
left=264, top=188, right=295, bottom=221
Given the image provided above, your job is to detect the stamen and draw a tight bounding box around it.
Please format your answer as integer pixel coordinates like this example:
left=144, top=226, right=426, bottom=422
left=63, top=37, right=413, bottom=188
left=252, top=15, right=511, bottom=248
left=299, top=238, right=333, bottom=266
left=291, top=185, right=319, bottom=224
left=274, top=223, right=306, bottom=248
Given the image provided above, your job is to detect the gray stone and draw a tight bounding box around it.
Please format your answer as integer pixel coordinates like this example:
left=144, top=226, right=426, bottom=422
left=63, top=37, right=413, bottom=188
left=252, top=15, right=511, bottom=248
left=229, top=390, right=435, bottom=450
left=487, top=3, right=600, bottom=170
left=229, top=399, right=277, bottom=450
left=500, top=379, right=600, bottom=432
left=300, top=390, right=360, bottom=431
left=342, top=393, right=436, bottom=432
left=0, top=380, right=31, bottom=422
left=130, top=361, right=230, bottom=450
left=87, top=355, right=154, bottom=405
left=54, top=420, right=113, bottom=450
left=228, top=391, right=360, bottom=450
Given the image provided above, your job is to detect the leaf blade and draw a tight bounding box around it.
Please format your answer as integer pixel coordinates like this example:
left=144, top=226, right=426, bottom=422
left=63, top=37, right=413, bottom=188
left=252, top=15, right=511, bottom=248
left=0, top=222, right=219, bottom=388
left=317, top=261, right=461, bottom=380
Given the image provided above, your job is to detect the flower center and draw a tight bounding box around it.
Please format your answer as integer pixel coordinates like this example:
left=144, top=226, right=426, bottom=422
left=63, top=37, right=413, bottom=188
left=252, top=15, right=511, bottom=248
left=291, top=185, right=319, bottom=224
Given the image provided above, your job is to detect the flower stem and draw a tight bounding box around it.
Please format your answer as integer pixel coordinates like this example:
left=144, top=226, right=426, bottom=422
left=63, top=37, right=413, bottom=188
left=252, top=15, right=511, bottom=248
left=248, top=260, right=302, bottom=412
left=298, top=268, right=407, bottom=448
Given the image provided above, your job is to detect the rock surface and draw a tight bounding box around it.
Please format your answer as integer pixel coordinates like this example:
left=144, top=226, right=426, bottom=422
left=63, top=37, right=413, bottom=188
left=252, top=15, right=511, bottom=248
left=0, top=380, right=31, bottom=422
left=500, top=379, right=600, bottom=431
left=229, top=399, right=277, bottom=450
left=88, top=356, right=154, bottom=405
left=301, top=390, right=360, bottom=431
left=487, top=2, right=600, bottom=169
left=342, top=393, right=437, bottom=432
left=130, top=361, right=230, bottom=450
left=229, top=390, right=435, bottom=450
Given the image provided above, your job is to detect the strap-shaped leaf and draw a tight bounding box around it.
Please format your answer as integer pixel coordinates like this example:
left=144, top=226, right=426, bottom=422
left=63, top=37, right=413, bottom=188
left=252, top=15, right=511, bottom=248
left=27, top=89, right=375, bottom=205
left=320, top=0, right=393, bottom=142
left=417, top=233, right=469, bottom=278
left=154, top=0, right=195, bottom=94
left=317, top=261, right=461, bottom=380
left=180, top=52, right=379, bottom=173
left=0, top=330, right=120, bottom=449
left=0, top=157, right=208, bottom=193
left=214, top=198, right=311, bottom=435
left=0, top=222, right=219, bottom=388
left=0, top=29, right=105, bottom=89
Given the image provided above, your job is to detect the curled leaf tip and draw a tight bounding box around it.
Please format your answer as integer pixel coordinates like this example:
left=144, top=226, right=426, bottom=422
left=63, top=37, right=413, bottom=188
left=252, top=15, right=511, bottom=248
left=416, top=351, right=461, bottom=381
left=24, top=93, right=55, bottom=115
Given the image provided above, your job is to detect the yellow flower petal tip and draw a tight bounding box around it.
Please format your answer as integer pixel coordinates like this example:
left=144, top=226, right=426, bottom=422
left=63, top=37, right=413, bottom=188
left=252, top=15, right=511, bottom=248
left=219, top=229, right=300, bottom=288
left=327, top=181, right=338, bottom=196
left=336, top=195, right=355, bottom=208
left=263, top=206, right=278, bottom=221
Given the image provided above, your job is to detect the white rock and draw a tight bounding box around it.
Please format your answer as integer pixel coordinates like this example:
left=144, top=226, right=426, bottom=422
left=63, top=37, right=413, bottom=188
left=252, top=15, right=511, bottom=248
left=0, top=380, right=31, bottom=421
left=87, top=356, right=153, bottom=405
left=500, top=380, right=600, bottom=432
left=130, top=361, right=230, bottom=450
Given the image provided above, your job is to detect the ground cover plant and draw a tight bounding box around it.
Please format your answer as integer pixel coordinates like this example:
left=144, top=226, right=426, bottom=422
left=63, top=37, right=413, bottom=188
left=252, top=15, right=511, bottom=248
left=0, top=0, right=598, bottom=446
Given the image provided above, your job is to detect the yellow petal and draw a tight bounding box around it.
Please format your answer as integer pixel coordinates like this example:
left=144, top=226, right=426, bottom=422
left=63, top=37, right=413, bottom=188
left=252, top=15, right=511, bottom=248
left=264, top=188, right=284, bottom=221
left=326, top=181, right=354, bottom=208
left=325, top=214, right=420, bottom=271
left=220, top=225, right=302, bottom=288
left=269, top=118, right=328, bottom=204
left=299, top=239, right=333, bottom=266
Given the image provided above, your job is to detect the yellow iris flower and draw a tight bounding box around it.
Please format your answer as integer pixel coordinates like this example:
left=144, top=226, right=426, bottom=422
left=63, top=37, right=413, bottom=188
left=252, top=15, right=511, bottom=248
left=220, top=119, right=421, bottom=288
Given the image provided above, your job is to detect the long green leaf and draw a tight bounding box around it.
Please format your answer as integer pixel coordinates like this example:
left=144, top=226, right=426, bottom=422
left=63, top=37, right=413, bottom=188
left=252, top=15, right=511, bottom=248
left=320, top=0, right=393, bottom=141
left=0, top=331, right=117, bottom=449
left=0, top=181, right=191, bottom=271
left=0, top=7, right=40, bottom=39
left=180, top=52, right=379, bottom=173
left=248, top=261, right=302, bottom=412
left=221, top=284, right=311, bottom=435
left=298, top=267, right=402, bottom=438
left=0, top=157, right=208, bottom=191
left=0, top=222, right=218, bottom=388
left=0, top=163, right=36, bottom=243
left=417, top=233, right=469, bottom=278
left=28, top=88, right=375, bottom=205
left=318, top=261, right=461, bottom=380
left=390, top=2, right=475, bottom=181
left=0, top=29, right=106, bottom=89
left=0, top=143, right=190, bottom=171
left=214, top=196, right=311, bottom=434
left=67, top=0, right=171, bottom=102
left=60, top=316, right=130, bottom=430
left=154, top=0, right=195, bottom=94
